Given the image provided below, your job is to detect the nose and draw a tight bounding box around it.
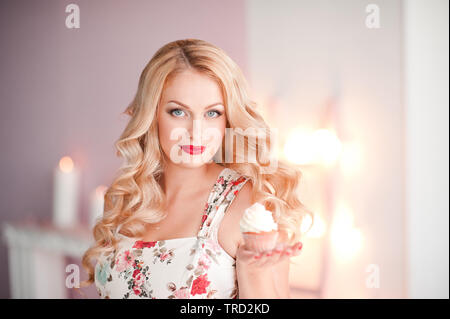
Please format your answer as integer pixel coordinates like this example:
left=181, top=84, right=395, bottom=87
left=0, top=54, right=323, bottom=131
left=186, top=118, right=204, bottom=145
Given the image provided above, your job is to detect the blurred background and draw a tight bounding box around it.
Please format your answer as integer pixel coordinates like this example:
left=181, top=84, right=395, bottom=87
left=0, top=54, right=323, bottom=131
left=0, top=0, right=448, bottom=299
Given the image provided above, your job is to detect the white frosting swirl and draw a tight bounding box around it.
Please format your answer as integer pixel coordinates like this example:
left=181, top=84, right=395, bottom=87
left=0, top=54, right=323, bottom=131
left=239, top=202, right=278, bottom=233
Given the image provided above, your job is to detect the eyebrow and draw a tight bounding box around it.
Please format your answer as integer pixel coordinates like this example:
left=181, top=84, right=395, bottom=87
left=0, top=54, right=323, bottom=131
left=167, top=100, right=224, bottom=110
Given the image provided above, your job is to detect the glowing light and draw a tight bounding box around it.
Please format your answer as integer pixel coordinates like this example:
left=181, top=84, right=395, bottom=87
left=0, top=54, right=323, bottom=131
left=312, top=129, right=342, bottom=166
left=59, top=156, right=74, bottom=173
left=330, top=204, right=363, bottom=260
left=283, top=128, right=342, bottom=166
left=283, top=129, right=316, bottom=165
left=304, top=214, right=326, bottom=238
left=340, top=141, right=363, bottom=177
left=331, top=227, right=363, bottom=260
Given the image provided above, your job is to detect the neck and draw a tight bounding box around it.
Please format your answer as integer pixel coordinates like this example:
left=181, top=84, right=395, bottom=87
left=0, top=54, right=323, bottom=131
left=160, top=162, right=219, bottom=201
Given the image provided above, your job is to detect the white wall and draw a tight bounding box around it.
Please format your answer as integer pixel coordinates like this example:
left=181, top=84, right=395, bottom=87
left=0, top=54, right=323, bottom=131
left=246, top=0, right=405, bottom=298
left=404, top=0, right=449, bottom=299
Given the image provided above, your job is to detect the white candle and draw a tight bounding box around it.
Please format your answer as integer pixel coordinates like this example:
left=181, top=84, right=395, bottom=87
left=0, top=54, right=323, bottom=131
left=89, top=185, right=107, bottom=229
left=52, top=156, right=80, bottom=228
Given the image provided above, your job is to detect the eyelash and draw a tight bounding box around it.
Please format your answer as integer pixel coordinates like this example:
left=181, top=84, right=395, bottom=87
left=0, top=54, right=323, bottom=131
left=168, top=108, right=223, bottom=118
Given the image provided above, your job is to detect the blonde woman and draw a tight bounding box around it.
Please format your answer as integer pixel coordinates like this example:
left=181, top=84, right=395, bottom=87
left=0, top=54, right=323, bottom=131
left=80, top=39, right=313, bottom=299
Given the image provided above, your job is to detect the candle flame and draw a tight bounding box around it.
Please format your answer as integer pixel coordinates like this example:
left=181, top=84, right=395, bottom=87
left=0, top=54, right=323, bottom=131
left=59, top=156, right=74, bottom=173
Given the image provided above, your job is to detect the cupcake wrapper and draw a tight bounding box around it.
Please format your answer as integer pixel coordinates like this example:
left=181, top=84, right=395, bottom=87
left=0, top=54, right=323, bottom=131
left=242, top=231, right=279, bottom=253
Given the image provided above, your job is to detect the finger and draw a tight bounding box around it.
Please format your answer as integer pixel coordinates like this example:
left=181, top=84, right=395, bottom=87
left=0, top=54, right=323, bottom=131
left=280, top=247, right=293, bottom=260
left=268, top=248, right=286, bottom=265
left=259, top=243, right=286, bottom=265
left=252, top=251, right=269, bottom=267
left=237, top=244, right=260, bottom=265
left=241, top=247, right=256, bottom=258
left=247, top=256, right=258, bottom=266
left=244, top=249, right=261, bottom=266
left=274, top=242, right=286, bottom=252
left=270, top=247, right=284, bottom=264
left=278, top=242, right=301, bottom=259
left=262, top=247, right=288, bottom=267
left=290, top=242, right=303, bottom=257
left=257, top=250, right=276, bottom=267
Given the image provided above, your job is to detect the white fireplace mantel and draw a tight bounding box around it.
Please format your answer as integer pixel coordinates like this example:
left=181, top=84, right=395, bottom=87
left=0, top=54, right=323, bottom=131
left=2, top=220, right=93, bottom=298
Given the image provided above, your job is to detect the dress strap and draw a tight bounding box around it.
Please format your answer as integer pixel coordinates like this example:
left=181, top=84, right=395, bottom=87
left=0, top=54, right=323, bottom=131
left=197, top=168, right=250, bottom=239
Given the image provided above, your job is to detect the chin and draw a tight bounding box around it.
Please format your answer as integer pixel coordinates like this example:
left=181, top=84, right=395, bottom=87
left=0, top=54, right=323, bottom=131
left=166, top=155, right=212, bottom=168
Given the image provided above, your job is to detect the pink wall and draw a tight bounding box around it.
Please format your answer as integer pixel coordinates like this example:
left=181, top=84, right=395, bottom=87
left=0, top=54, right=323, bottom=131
left=0, top=0, right=247, bottom=298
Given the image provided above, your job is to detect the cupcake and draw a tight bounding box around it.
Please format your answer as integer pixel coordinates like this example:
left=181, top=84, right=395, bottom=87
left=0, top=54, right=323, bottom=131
left=240, top=202, right=279, bottom=253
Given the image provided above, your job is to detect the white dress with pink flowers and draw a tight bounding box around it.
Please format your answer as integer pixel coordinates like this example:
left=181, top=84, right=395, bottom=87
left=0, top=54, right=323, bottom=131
left=94, top=167, right=250, bottom=299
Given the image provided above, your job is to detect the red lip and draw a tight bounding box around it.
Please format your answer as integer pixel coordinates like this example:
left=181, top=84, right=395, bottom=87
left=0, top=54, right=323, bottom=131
left=180, top=145, right=206, bottom=155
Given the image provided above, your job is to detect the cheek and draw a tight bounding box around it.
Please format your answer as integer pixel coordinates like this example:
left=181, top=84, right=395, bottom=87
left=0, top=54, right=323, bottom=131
left=217, top=118, right=227, bottom=141
left=158, top=116, right=186, bottom=150
left=204, top=120, right=226, bottom=145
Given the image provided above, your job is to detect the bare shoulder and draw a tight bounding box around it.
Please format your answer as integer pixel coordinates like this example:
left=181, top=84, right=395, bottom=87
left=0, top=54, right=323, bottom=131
left=217, top=179, right=253, bottom=259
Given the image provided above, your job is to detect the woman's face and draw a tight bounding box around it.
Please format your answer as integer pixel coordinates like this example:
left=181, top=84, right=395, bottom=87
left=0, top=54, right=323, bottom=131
left=157, top=69, right=227, bottom=168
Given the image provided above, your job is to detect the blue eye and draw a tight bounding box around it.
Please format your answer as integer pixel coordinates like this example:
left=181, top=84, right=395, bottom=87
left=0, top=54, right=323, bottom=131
left=206, top=110, right=222, bottom=118
left=169, top=109, right=185, bottom=117
left=168, top=108, right=222, bottom=118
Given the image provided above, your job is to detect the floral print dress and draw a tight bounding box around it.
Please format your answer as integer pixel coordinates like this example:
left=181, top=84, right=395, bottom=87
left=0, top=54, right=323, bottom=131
left=95, top=167, right=250, bottom=299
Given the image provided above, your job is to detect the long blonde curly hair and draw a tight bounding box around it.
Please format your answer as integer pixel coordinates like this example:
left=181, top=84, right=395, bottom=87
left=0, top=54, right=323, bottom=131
left=80, top=38, right=314, bottom=290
